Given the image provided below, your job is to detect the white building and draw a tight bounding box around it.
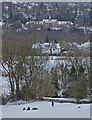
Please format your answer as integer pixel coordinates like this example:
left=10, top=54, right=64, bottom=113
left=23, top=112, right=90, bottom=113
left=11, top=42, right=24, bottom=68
left=32, top=42, right=61, bottom=55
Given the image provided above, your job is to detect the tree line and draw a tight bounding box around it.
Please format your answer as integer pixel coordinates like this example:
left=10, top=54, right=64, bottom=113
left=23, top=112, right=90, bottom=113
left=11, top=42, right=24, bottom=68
left=2, top=36, right=91, bottom=103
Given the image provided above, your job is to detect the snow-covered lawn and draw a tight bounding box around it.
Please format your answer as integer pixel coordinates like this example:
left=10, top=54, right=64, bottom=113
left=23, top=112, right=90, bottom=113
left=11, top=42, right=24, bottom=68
left=2, top=101, right=90, bottom=118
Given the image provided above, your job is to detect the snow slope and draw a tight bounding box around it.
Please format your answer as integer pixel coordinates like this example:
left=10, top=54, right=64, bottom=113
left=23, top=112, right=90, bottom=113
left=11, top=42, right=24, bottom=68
left=2, top=101, right=90, bottom=118
left=1, top=76, right=10, bottom=97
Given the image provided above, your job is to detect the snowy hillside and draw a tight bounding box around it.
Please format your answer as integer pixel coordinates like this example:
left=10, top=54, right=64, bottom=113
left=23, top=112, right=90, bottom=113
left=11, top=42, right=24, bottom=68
left=1, top=76, right=10, bottom=98
left=2, top=101, right=90, bottom=118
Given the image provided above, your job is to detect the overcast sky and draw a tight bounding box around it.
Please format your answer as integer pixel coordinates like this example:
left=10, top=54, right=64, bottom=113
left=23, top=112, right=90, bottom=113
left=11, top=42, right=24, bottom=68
left=0, top=0, right=92, bottom=2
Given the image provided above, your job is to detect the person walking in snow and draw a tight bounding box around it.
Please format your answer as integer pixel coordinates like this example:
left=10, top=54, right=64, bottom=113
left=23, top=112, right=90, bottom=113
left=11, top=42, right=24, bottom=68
left=52, top=102, right=54, bottom=107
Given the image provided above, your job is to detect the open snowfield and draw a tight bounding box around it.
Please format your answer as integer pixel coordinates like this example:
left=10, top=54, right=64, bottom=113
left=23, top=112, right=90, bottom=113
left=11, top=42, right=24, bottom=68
left=1, top=101, right=91, bottom=118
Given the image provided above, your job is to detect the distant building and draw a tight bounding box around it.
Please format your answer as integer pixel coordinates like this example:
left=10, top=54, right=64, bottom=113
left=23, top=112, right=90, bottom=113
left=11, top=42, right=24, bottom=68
left=43, top=19, right=58, bottom=29
left=32, top=41, right=62, bottom=55
left=25, top=15, right=73, bottom=31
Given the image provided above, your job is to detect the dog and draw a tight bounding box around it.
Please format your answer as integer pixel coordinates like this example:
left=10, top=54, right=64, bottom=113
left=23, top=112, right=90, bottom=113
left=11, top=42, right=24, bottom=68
left=27, top=107, right=30, bottom=111
left=32, top=107, right=38, bottom=110
left=23, top=107, right=26, bottom=110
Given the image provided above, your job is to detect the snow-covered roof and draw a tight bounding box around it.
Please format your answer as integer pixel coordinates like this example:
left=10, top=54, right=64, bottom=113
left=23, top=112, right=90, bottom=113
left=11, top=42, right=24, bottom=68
left=56, top=44, right=61, bottom=49
left=73, top=42, right=79, bottom=47
left=51, top=19, right=57, bottom=22
left=43, top=19, right=57, bottom=23
left=25, top=22, right=30, bottom=25
left=43, top=43, right=50, bottom=47
left=28, top=6, right=32, bottom=9
left=73, top=41, right=90, bottom=49
left=43, top=19, right=50, bottom=22
left=61, top=21, right=73, bottom=25
left=32, top=43, right=42, bottom=49
left=81, top=41, right=90, bottom=48
left=50, top=28, right=62, bottom=30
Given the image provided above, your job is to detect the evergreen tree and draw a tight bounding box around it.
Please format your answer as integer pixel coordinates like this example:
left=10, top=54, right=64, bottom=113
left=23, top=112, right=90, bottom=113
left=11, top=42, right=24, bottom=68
left=44, top=36, right=49, bottom=43
left=78, top=64, right=85, bottom=76
left=69, top=75, right=87, bottom=103
left=54, top=39, right=58, bottom=43
left=69, top=65, right=77, bottom=81
left=40, top=2, right=44, bottom=7
left=70, top=65, right=76, bottom=75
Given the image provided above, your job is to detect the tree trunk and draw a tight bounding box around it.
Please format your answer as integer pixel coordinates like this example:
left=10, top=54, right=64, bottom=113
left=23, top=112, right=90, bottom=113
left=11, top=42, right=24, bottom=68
left=9, top=78, right=15, bottom=101
left=16, top=80, right=20, bottom=100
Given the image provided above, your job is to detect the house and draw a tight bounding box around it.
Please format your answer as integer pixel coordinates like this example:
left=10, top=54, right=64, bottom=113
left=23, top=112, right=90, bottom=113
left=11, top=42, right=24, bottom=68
left=42, top=43, right=51, bottom=54
left=42, top=19, right=58, bottom=29
left=24, top=15, right=73, bottom=31
left=32, top=41, right=62, bottom=55
left=51, top=43, right=61, bottom=55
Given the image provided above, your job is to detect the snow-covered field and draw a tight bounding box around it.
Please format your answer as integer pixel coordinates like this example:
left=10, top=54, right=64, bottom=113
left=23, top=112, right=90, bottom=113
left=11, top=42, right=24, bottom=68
left=1, top=101, right=90, bottom=118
